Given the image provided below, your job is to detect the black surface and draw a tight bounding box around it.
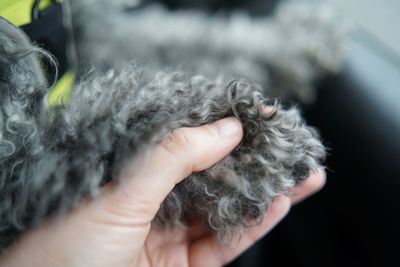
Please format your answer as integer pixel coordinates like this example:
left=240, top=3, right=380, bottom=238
left=21, top=3, right=68, bottom=79
left=140, top=0, right=279, bottom=15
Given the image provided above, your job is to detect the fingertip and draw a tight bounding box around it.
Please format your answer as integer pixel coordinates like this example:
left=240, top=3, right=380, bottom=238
left=310, top=168, right=327, bottom=192
left=261, top=105, right=277, bottom=114
left=290, top=168, right=327, bottom=204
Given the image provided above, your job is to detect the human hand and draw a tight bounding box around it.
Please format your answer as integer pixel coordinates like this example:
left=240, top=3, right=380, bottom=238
left=0, top=116, right=325, bottom=267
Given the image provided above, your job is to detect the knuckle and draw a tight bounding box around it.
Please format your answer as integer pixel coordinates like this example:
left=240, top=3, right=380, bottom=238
left=95, top=197, right=157, bottom=228
left=162, top=128, right=192, bottom=154
left=159, top=128, right=194, bottom=175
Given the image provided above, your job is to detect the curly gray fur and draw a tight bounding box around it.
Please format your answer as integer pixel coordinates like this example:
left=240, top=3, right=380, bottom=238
left=70, top=0, right=347, bottom=102
left=0, top=28, right=325, bottom=251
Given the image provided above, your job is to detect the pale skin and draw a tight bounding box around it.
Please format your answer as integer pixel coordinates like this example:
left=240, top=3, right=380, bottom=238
left=0, top=115, right=326, bottom=267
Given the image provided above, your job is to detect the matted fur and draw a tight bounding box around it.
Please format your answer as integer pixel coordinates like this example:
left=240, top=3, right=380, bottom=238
left=0, top=27, right=326, bottom=250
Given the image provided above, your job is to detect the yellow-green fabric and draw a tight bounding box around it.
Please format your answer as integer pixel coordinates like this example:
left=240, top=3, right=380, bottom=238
left=48, top=70, right=75, bottom=107
left=0, top=0, right=74, bottom=107
left=0, top=0, right=54, bottom=26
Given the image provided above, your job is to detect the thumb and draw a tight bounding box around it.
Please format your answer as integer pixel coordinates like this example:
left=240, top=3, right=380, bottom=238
left=100, top=117, right=243, bottom=223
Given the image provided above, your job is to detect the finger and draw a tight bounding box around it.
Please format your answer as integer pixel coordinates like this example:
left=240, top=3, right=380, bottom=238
left=101, top=117, right=243, bottom=222
left=289, top=168, right=326, bottom=205
left=189, top=196, right=291, bottom=267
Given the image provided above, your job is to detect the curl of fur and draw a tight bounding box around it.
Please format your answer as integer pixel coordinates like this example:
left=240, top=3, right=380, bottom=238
left=0, top=31, right=325, bottom=250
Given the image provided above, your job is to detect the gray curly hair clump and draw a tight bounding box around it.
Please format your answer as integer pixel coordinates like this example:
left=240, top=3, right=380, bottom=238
left=0, top=30, right=325, bottom=251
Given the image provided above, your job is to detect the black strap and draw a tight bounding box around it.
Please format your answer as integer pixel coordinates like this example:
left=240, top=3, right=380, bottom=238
left=20, top=3, right=68, bottom=78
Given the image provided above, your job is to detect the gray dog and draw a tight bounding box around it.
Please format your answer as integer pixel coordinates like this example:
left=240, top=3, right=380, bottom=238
left=0, top=0, right=344, bottom=251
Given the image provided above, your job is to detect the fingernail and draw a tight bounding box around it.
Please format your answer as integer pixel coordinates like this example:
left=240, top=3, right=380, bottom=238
left=210, top=117, right=242, bottom=138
